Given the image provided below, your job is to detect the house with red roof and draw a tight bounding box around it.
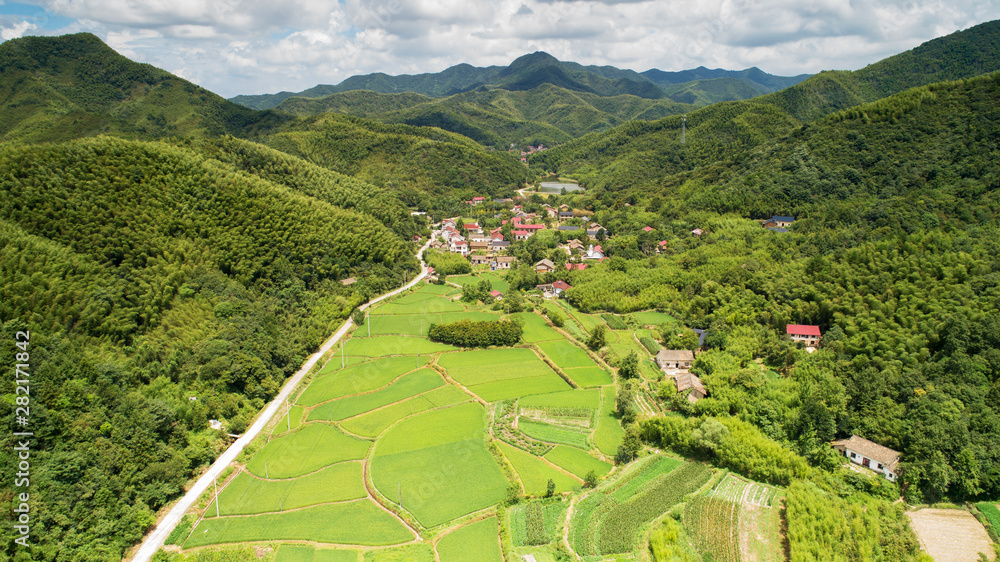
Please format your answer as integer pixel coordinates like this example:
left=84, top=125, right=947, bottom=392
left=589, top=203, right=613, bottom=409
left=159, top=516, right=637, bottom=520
left=450, top=240, right=469, bottom=256
left=513, top=229, right=531, bottom=241
left=464, top=223, right=482, bottom=234
left=787, top=324, right=822, bottom=346
left=642, top=226, right=654, bottom=232
left=552, top=280, right=572, bottom=293
left=471, top=196, right=486, bottom=205
left=489, top=290, right=503, bottom=300
left=521, top=224, right=545, bottom=231
left=565, top=263, right=588, bottom=271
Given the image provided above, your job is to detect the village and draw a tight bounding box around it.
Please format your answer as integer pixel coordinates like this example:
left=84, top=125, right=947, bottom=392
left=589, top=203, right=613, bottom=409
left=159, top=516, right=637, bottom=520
left=423, top=198, right=903, bottom=484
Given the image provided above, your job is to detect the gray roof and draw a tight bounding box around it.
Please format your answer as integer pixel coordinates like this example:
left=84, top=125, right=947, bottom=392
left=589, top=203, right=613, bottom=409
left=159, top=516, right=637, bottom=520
left=656, top=349, right=695, bottom=362
left=832, top=435, right=900, bottom=471
left=558, top=225, right=580, bottom=231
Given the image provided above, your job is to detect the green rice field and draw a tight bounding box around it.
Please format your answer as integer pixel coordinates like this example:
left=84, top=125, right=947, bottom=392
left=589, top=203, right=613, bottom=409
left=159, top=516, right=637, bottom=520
left=497, top=441, right=580, bottom=495
left=183, top=500, right=413, bottom=548
left=298, top=355, right=431, bottom=407
left=364, top=543, right=435, bottom=561
left=438, top=348, right=571, bottom=401
left=206, top=462, right=365, bottom=516
left=536, top=340, right=599, bottom=369
left=632, top=310, right=675, bottom=326
left=562, top=366, right=612, bottom=387
left=274, top=545, right=358, bottom=562
left=360, top=311, right=499, bottom=336
left=544, top=446, right=611, bottom=478
left=371, top=403, right=508, bottom=527
left=342, top=335, right=456, bottom=357
left=518, top=388, right=600, bottom=410
left=518, top=419, right=590, bottom=449
left=340, top=385, right=471, bottom=438
left=308, top=368, right=444, bottom=421
left=593, top=385, right=625, bottom=456
left=436, top=517, right=503, bottom=562
left=246, top=423, right=370, bottom=479
left=515, top=312, right=562, bottom=343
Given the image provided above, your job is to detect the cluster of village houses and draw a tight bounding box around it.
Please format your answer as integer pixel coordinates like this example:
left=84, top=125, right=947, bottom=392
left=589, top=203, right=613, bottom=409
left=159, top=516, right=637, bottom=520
left=653, top=323, right=900, bottom=480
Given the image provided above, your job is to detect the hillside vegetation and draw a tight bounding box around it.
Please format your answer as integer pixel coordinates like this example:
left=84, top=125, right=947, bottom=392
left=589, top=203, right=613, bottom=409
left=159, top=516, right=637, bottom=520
left=0, top=135, right=417, bottom=560
left=0, top=33, right=289, bottom=143
left=532, top=19, right=1000, bottom=189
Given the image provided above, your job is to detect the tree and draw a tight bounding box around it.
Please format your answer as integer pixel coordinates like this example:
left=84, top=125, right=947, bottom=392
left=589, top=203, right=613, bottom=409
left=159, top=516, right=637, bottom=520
left=584, top=470, right=598, bottom=488
left=617, top=425, right=642, bottom=463
left=352, top=308, right=365, bottom=325
left=588, top=324, right=607, bottom=351
left=546, top=478, right=556, bottom=497
left=619, top=350, right=640, bottom=379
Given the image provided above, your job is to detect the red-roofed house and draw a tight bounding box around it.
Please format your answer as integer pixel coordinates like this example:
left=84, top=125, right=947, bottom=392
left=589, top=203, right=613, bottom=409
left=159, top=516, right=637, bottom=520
left=787, top=324, right=822, bottom=346
left=491, top=232, right=504, bottom=241
left=489, top=290, right=503, bottom=300
left=464, top=223, right=482, bottom=234
left=471, top=196, right=485, bottom=205
left=565, top=263, right=588, bottom=271
left=521, top=224, right=545, bottom=231
left=513, top=229, right=531, bottom=241
left=552, top=280, right=572, bottom=293
left=643, top=226, right=654, bottom=232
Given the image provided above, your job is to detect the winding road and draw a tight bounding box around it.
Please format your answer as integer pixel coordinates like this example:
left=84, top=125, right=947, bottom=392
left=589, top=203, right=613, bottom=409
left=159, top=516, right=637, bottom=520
left=131, top=238, right=434, bottom=561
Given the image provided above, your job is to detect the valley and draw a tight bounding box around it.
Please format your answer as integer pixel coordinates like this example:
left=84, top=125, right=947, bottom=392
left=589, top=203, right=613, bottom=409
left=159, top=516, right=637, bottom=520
left=1, top=17, right=1000, bottom=562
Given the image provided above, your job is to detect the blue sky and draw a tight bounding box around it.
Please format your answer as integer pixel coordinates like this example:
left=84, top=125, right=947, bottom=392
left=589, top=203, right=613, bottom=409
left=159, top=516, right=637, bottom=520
left=2, top=0, right=999, bottom=98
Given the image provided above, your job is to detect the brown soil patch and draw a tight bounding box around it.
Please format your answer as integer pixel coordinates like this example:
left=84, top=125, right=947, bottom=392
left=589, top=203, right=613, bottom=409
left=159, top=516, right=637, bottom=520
left=907, top=508, right=995, bottom=562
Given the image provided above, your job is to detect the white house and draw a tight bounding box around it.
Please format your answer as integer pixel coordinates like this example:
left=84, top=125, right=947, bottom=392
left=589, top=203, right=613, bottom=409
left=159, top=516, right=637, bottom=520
left=832, top=435, right=900, bottom=481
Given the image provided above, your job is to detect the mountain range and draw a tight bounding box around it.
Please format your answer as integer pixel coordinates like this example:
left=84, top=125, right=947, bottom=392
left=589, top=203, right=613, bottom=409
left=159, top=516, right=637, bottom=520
left=230, top=52, right=809, bottom=110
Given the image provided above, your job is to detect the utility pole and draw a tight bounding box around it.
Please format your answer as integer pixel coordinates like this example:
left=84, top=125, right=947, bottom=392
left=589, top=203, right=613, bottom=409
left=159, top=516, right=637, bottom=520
left=367, top=310, right=370, bottom=337
left=286, top=397, right=290, bottom=432
left=681, top=114, right=686, bottom=144
left=398, top=482, right=402, bottom=507
left=214, top=477, right=220, bottom=517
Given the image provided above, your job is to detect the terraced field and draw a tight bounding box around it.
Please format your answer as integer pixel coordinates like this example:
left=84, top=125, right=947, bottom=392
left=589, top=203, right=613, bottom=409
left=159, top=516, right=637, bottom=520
left=684, top=473, right=782, bottom=562
left=177, top=282, right=643, bottom=556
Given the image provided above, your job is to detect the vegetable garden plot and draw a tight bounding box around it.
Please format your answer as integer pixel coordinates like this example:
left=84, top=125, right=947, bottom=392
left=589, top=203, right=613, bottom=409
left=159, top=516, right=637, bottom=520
left=518, top=419, right=590, bottom=449
left=684, top=473, right=783, bottom=562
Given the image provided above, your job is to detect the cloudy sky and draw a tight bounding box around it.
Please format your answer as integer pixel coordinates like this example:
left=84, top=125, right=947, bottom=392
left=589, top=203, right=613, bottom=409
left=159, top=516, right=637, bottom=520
left=2, top=0, right=999, bottom=98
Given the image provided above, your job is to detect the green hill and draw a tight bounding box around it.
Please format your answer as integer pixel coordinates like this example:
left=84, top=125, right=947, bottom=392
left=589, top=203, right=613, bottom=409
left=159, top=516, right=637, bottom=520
left=531, top=19, right=1000, bottom=189
left=0, top=33, right=289, bottom=142
left=262, top=112, right=531, bottom=206
left=0, top=134, right=419, bottom=559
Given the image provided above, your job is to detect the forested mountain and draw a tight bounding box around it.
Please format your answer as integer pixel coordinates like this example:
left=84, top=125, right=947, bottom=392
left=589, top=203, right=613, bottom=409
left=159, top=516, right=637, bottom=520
left=274, top=84, right=694, bottom=148
left=230, top=52, right=807, bottom=110
left=531, top=19, right=1000, bottom=188
left=0, top=33, right=289, bottom=142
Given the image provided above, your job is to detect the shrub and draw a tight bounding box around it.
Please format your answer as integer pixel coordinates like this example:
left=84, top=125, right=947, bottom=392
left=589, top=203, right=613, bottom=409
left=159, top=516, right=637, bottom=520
left=428, top=319, right=523, bottom=347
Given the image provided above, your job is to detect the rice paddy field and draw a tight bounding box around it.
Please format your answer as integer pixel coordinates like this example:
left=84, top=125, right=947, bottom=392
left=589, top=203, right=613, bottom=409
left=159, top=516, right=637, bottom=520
left=176, top=284, right=722, bottom=559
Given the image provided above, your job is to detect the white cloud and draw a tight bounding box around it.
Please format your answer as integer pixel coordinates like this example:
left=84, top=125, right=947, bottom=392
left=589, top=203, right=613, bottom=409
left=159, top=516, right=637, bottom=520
left=11, top=0, right=1000, bottom=96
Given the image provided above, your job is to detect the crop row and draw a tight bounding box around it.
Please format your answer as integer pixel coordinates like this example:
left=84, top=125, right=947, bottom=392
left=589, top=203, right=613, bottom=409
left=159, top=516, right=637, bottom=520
left=684, top=494, right=740, bottom=562
left=639, top=335, right=660, bottom=354
left=525, top=502, right=548, bottom=545
left=601, top=314, right=629, bottom=330
left=492, top=400, right=553, bottom=456
left=598, top=462, right=713, bottom=554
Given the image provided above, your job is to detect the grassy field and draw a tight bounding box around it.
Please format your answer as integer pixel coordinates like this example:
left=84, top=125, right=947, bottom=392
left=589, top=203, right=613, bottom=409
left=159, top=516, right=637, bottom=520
left=515, top=312, right=562, bottom=343
left=519, top=420, right=590, bottom=449
left=544, top=446, right=611, bottom=479
left=371, top=403, right=508, bottom=527
left=536, top=340, right=599, bottom=369
left=308, top=368, right=444, bottom=421
left=277, top=405, right=305, bottom=433
left=206, top=462, right=365, bottom=516
left=299, top=356, right=431, bottom=407
left=436, top=517, right=503, bottom=562
left=246, top=423, right=370, bottom=479
left=563, top=367, right=612, bottom=388
left=608, top=332, right=662, bottom=379
left=518, top=388, right=600, bottom=410
left=497, top=441, right=580, bottom=495
left=340, top=385, right=471, bottom=438
left=632, top=310, right=674, bottom=326
left=593, top=385, right=625, bottom=456
left=555, top=300, right=606, bottom=334
left=183, top=500, right=413, bottom=548
left=343, top=335, right=456, bottom=357
left=438, top=348, right=571, bottom=401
